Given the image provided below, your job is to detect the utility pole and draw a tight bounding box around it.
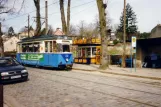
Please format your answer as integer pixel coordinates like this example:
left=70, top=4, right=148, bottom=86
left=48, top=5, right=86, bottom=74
left=45, top=0, right=48, bottom=35
left=122, top=0, right=126, bottom=67
left=0, top=83, right=3, bottom=107
left=28, top=15, right=30, bottom=38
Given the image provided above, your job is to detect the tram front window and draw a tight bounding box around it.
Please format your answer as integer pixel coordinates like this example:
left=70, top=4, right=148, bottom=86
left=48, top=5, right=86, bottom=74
left=63, top=45, right=70, bottom=52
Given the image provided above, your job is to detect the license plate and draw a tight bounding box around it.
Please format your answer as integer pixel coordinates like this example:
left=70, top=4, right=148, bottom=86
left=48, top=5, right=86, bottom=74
left=11, top=75, right=21, bottom=79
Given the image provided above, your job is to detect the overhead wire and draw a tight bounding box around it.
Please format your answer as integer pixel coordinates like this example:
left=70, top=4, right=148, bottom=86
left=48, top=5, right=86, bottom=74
left=4, top=0, right=95, bottom=22
left=4, top=1, right=59, bottom=22
left=48, top=0, right=95, bottom=17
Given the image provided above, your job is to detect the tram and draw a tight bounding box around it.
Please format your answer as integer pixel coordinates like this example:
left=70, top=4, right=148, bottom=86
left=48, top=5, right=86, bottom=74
left=16, top=35, right=73, bottom=69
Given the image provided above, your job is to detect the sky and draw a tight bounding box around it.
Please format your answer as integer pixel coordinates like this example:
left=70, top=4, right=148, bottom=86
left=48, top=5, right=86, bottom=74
left=2, top=0, right=161, bottom=33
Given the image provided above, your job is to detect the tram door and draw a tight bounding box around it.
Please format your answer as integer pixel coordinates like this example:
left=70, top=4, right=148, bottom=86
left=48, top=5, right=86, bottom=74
left=96, top=46, right=101, bottom=64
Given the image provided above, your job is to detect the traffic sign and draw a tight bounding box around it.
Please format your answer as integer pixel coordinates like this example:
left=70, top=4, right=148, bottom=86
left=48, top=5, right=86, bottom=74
left=132, top=36, right=136, bottom=47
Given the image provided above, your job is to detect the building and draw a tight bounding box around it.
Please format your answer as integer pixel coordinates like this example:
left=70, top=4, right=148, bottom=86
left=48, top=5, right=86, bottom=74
left=136, top=24, right=161, bottom=68
left=150, top=24, right=161, bottom=38
left=18, top=30, right=34, bottom=40
left=4, top=36, right=19, bottom=52
left=53, top=28, right=65, bottom=36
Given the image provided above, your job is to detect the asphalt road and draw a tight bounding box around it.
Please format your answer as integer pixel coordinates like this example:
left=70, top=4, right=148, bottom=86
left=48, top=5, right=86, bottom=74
left=4, top=67, right=161, bottom=107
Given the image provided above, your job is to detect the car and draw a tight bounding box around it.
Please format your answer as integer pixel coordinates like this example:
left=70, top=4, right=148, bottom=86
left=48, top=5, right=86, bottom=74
left=0, top=57, right=28, bottom=83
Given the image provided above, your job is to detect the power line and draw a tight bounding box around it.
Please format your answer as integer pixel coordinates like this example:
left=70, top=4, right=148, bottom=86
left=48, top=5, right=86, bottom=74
left=4, top=0, right=95, bottom=22
left=71, top=3, right=96, bottom=16
left=48, top=0, right=95, bottom=17
left=4, top=1, right=59, bottom=22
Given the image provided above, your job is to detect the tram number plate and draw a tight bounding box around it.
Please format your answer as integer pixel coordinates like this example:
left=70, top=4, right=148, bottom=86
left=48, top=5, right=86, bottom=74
left=11, top=75, right=21, bottom=79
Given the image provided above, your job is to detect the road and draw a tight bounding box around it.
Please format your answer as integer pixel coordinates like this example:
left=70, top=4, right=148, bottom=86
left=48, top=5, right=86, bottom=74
left=4, top=67, right=161, bottom=107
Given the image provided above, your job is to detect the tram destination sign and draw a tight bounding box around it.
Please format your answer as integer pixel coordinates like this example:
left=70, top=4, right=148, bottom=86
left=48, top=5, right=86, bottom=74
left=20, top=54, right=44, bottom=61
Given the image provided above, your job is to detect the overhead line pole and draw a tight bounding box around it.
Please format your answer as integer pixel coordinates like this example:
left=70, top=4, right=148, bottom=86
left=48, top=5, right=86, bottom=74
left=28, top=15, right=30, bottom=38
left=122, top=0, right=126, bottom=67
left=45, top=0, right=48, bottom=35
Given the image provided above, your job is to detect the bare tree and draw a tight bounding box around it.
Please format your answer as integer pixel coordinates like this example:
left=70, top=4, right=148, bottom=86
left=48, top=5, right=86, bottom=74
left=0, top=22, right=4, bottom=57
left=33, top=0, right=41, bottom=36
left=77, top=20, right=86, bottom=37
left=68, top=24, right=77, bottom=36
left=47, top=25, right=54, bottom=35
left=0, top=0, right=14, bottom=57
left=96, top=0, right=109, bottom=69
left=67, top=0, right=71, bottom=35
left=59, top=0, right=71, bottom=35
left=59, top=0, right=67, bottom=34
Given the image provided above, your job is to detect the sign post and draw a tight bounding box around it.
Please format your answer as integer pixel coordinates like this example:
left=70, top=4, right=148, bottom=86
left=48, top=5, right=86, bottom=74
left=131, top=36, right=137, bottom=72
left=0, top=83, right=3, bottom=107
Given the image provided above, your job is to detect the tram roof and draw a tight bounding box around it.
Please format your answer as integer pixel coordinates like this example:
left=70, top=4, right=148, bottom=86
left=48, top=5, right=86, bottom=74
left=18, top=35, right=72, bottom=43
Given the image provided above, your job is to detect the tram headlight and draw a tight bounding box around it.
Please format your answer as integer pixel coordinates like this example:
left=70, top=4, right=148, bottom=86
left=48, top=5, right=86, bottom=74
left=66, top=58, right=69, bottom=62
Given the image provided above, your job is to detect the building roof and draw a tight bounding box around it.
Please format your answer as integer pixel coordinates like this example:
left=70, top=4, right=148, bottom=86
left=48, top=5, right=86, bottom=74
left=137, top=37, right=161, bottom=45
left=53, top=28, right=65, bottom=36
left=18, top=35, right=72, bottom=43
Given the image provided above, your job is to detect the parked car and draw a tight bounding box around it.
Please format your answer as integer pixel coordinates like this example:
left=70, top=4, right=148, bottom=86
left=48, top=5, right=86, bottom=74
left=0, top=57, right=28, bottom=83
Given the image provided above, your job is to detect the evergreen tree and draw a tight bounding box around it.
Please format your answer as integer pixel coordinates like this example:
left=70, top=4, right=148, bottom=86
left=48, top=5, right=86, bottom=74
left=8, top=26, right=15, bottom=37
left=117, top=3, right=138, bottom=40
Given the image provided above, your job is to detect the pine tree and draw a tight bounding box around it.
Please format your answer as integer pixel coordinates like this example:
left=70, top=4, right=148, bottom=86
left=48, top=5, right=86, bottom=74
left=117, top=3, right=137, bottom=40
left=8, top=26, right=15, bottom=37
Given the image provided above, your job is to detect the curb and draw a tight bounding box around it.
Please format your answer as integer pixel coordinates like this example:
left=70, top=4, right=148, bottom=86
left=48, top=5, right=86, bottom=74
left=73, top=67, right=161, bottom=80
left=4, top=95, right=25, bottom=107
left=72, top=68, right=97, bottom=72
left=100, top=71, right=161, bottom=80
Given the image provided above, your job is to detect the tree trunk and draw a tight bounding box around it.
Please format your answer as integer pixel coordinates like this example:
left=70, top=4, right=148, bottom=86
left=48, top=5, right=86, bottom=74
left=96, top=0, right=109, bottom=69
left=0, top=22, right=4, bottom=57
left=59, top=0, right=67, bottom=35
left=33, top=0, right=41, bottom=36
left=122, top=0, right=126, bottom=68
left=0, top=37, right=4, bottom=57
left=67, top=0, right=71, bottom=36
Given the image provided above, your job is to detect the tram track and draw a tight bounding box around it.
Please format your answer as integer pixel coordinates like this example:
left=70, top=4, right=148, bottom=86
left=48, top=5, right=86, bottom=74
left=30, top=68, right=161, bottom=95
left=27, top=67, right=161, bottom=91
left=27, top=66, right=161, bottom=88
left=28, top=68, right=160, bottom=107
left=71, top=69, right=161, bottom=88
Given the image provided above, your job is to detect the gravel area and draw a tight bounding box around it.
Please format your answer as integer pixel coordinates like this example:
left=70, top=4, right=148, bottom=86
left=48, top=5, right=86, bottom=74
left=3, top=67, right=161, bottom=107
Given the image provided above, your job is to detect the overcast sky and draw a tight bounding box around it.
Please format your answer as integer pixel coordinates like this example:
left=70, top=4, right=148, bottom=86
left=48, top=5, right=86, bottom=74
left=2, top=0, right=161, bottom=33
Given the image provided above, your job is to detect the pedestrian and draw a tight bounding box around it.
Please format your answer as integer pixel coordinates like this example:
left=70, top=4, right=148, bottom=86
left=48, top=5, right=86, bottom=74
left=150, top=52, right=157, bottom=68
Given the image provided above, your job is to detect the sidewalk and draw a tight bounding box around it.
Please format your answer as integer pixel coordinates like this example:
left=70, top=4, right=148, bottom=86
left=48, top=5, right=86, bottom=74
left=73, top=64, right=161, bottom=80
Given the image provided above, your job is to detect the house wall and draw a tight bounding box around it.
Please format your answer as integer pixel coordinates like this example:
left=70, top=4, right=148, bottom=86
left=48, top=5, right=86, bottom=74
left=4, top=36, right=19, bottom=52
left=18, top=30, right=34, bottom=40
left=150, top=25, right=161, bottom=38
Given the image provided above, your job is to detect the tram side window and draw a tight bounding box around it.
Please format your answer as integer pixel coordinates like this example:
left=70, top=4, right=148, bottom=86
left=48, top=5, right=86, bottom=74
left=50, top=41, right=52, bottom=52
left=45, top=41, right=53, bottom=52
left=57, top=44, right=63, bottom=52
left=33, top=44, right=40, bottom=52
left=45, top=42, right=48, bottom=52
left=63, top=45, right=70, bottom=52
left=28, top=44, right=33, bottom=52
left=22, top=45, right=28, bottom=52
